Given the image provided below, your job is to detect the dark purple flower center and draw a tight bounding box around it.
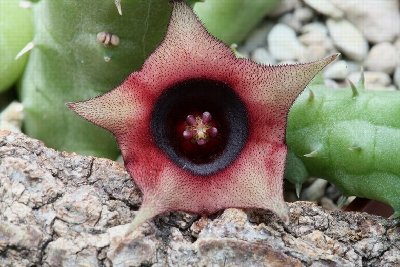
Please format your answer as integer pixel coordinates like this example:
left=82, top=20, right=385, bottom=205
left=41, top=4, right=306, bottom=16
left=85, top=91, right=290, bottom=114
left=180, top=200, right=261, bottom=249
left=150, top=79, right=249, bottom=176
left=183, top=111, right=218, bottom=145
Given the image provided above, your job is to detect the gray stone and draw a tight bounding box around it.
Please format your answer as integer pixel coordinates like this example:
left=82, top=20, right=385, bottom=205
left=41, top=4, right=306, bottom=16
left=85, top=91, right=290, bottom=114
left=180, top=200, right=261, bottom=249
left=320, top=197, right=339, bottom=211
left=269, top=0, right=301, bottom=17
left=324, top=79, right=340, bottom=89
left=299, top=23, right=336, bottom=62
left=304, top=0, right=344, bottom=18
left=299, top=29, right=328, bottom=46
left=0, top=102, right=23, bottom=133
left=268, top=23, right=306, bottom=61
left=301, top=44, right=331, bottom=62
left=279, top=12, right=302, bottom=32
left=395, top=37, right=400, bottom=53
left=365, top=42, right=399, bottom=74
left=301, top=22, right=328, bottom=36
left=301, top=178, right=328, bottom=201
left=0, top=131, right=399, bottom=266
left=331, top=0, right=400, bottom=43
left=241, top=22, right=272, bottom=53
left=251, top=47, right=276, bottom=65
left=323, top=60, right=351, bottom=80
left=293, top=7, right=314, bottom=23
left=327, top=19, right=368, bottom=61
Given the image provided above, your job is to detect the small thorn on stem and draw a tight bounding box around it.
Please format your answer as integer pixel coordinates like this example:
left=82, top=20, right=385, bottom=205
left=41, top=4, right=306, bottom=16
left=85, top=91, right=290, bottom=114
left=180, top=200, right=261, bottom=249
left=307, top=90, right=315, bottom=102
left=15, top=42, right=34, bottom=60
left=295, top=183, right=302, bottom=199
left=304, top=149, right=319, bottom=158
left=358, top=68, right=365, bottom=89
left=115, top=0, right=122, bottom=15
left=348, top=80, right=359, bottom=98
left=348, top=146, right=362, bottom=152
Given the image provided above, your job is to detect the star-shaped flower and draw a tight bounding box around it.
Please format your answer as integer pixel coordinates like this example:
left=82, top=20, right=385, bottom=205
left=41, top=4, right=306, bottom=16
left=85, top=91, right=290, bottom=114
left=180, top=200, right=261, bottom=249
left=68, top=2, right=337, bottom=231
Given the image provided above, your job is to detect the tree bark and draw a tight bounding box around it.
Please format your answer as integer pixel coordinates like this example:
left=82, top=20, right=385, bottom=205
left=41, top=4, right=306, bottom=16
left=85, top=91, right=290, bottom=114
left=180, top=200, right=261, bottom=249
left=0, top=131, right=399, bottom=266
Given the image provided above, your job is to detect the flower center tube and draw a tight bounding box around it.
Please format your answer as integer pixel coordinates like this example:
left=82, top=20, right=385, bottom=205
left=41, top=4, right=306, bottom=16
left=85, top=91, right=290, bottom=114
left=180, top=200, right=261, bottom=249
left=183, top=112, right=218, bottom=145
left=150, top=78, right=249, bottom=176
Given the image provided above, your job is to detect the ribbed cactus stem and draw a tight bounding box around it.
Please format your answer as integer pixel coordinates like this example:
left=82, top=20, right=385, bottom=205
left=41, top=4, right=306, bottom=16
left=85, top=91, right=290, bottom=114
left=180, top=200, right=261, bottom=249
left=286, top=75, right=400, bottom=216
left=19, top=0, right=172, bottom=158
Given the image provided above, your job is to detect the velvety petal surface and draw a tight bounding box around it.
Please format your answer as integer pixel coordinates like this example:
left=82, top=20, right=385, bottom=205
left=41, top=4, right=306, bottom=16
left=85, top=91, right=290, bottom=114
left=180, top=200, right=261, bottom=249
left=69, top=2, right=338, bottom=229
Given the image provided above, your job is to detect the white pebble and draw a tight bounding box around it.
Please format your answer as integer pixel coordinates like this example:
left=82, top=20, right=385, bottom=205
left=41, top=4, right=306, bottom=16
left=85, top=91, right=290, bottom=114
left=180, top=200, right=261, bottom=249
left=0, top=102, right=24, bottom=133
left=268, top=23, right=306, bottom=61
left=365, top=42, right=399, bottom=74
left=345, top=61, right=362, bottom=74
left=331, top=0, right=400, bottom=43
left=251, top=48, right=276, bottom=65
left=324, top=79, right=340, bottom=89
left=301, top=44, right=329, bottom=62
left=279, top=13, right=302, bottom=32
left=303, top=0, right=343, bottom=18
left=293, top=7, right=314, bottom=23
left=327, top=19, right=368, bottom=61
left=394, top=37, right=400, bottom=52
left=301, top=178, right=328, bottom=201
left=323, top=60, right=350, bottom=80
left=302, top=22, right=328, bottom=36
left=299, top=30, right=327, bottom=46
left=242, top=22, right=272, bottom=52
left=269, top=0, right=301, bottom=17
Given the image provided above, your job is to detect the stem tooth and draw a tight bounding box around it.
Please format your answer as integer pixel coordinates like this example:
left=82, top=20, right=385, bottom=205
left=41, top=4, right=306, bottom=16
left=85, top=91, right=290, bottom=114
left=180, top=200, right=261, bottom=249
left=295, top=183, right=302, bottom=199
left=304, top=149, right=319, bottom=158
left=348, top=146, right=362, bottom=152
left=115, top=0, right=122, bottom=15
left=358, top=67, right=365, bottom=89
left=307, top=89, right=315, bottom=102
left=348, top=80, right=359, bottom=98
left=15, top=42, right=35, bottom=60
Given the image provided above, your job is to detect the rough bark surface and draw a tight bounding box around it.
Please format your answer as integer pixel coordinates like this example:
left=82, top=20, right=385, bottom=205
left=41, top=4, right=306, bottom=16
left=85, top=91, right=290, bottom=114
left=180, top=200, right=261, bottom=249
left=0, top=131, right=399, bottom=267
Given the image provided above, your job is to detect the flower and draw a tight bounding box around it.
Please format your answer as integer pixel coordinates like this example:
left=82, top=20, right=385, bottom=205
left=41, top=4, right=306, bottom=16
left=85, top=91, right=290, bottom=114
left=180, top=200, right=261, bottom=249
left=68, top=2, right=338, bottom=230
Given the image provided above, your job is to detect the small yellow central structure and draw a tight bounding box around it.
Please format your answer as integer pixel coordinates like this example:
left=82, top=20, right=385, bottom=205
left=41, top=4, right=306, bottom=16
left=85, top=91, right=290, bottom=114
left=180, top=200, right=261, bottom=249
left=183, top=111, right=217, bottom=145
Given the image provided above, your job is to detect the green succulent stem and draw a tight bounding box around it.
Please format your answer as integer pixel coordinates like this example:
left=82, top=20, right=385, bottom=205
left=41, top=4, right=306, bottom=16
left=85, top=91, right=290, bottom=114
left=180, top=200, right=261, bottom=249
left=286, top=80, right=400, bottom=214
left=193, top=0, right=280, bottom=44
left=19, top=0, right=171, bottom=158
